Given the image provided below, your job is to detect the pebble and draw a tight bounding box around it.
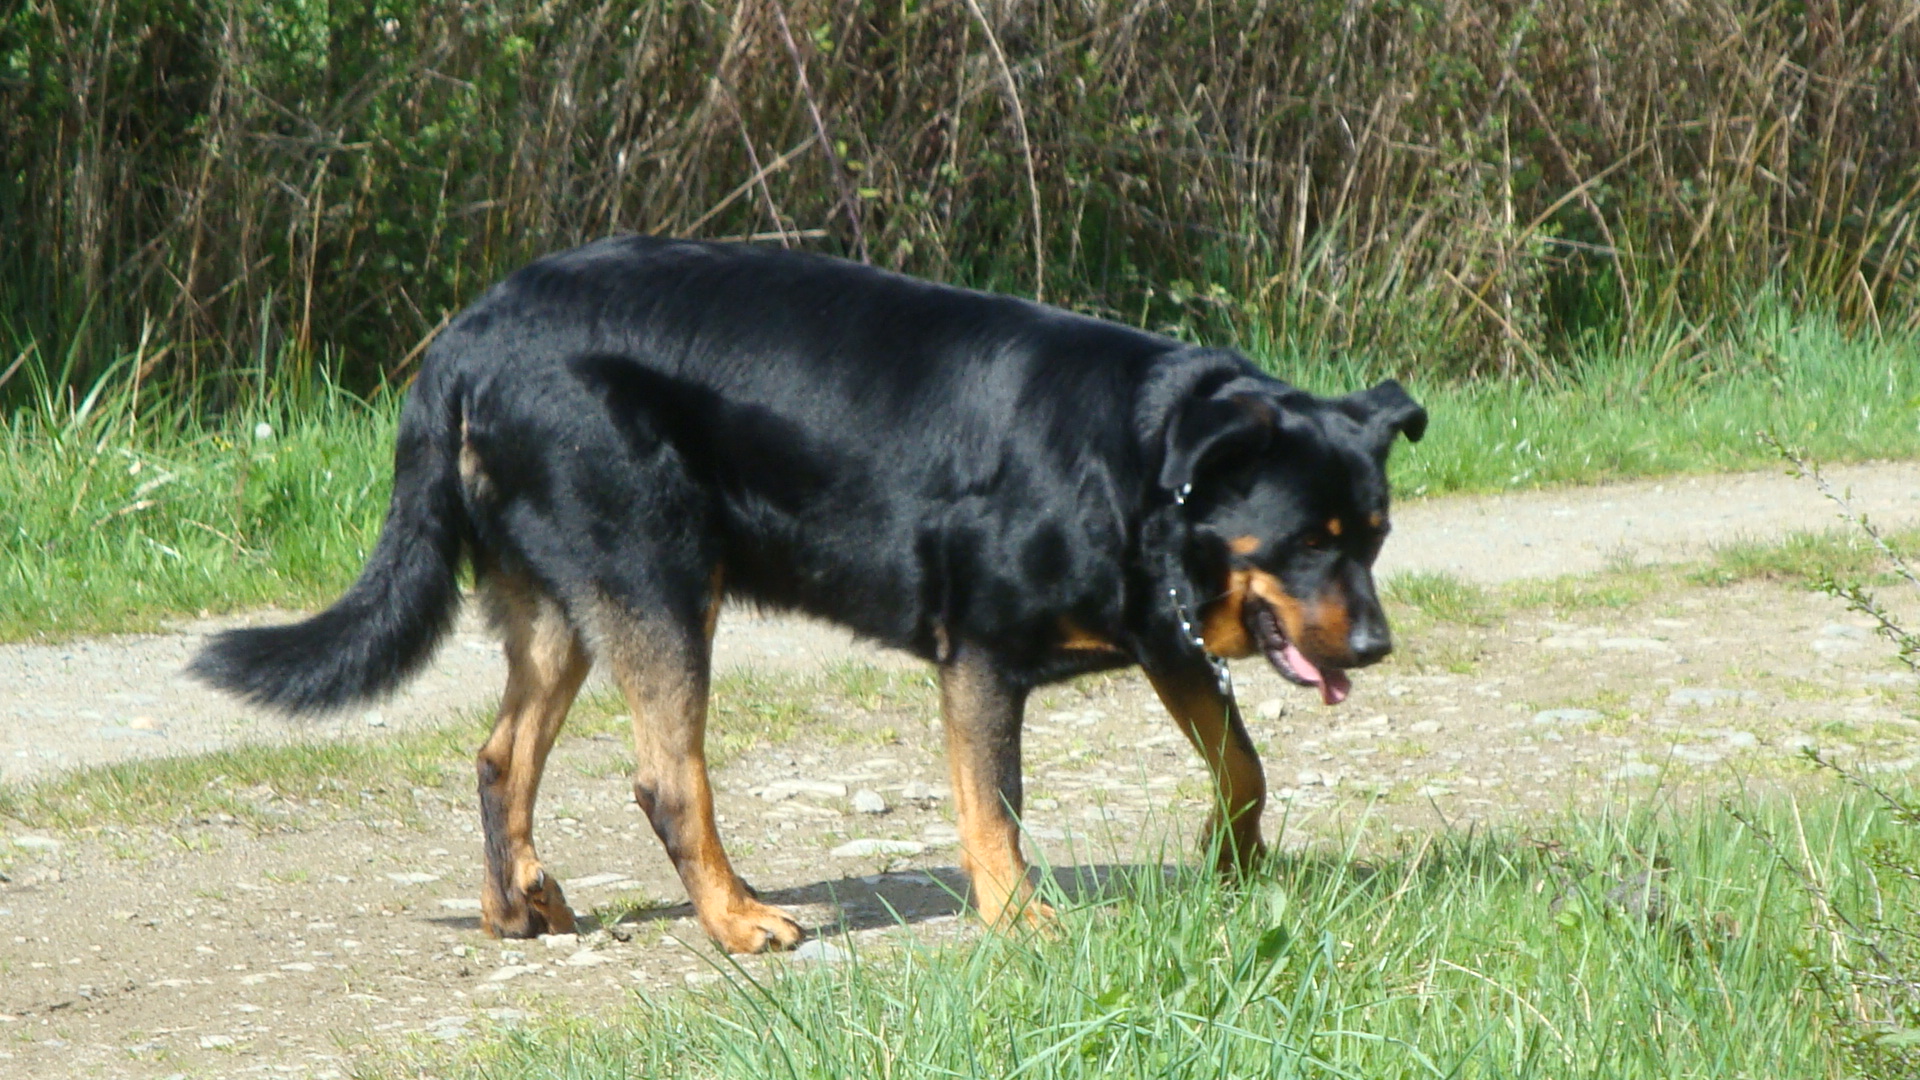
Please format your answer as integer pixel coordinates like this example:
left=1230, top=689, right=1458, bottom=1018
left=437, top=898, right=482, bottom=911
left=755, top=780, right=847, bottom=802
left=485, top=964, right=536, bottom=982
left=1408, top=720, right=1441, bottom=735
left=560, top=949, right=610, bottom=967
left=790, top=939, right=851, bottom=964
left=851, top=789, right=889, bottom=814
left=1253, top=698, right=1286, bottom=722
left=900, top=781, right=950, bottom=803
left=1666, top=688, right=1759, bottom=708
left=1532, top=708, right=1603, bottom=727
left=363, top=709, right=386, bottom=728
left=1722, top=731, right=1758, bottom=749
left=127, top=715, right=161, bottom=731
left=198, top=1034, right=236, bottom=1049
left=385, top=872, right=440, bottom=885
left=1606, top=762, right=1661, bottom=780
left=12, top=835, right=61, bottom=852
left=567, top=872, right=636, bottom=890
left=539, top=933, right=578, bottom=951
left=831, top=839, right=926, bottom=858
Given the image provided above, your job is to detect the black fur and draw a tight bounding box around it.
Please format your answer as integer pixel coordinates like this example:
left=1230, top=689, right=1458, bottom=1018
left=190, top=236, right=1423, bottom=711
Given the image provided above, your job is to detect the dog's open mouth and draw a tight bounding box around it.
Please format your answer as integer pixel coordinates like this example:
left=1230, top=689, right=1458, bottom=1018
left=1245, top=596, right=1350, bottom=706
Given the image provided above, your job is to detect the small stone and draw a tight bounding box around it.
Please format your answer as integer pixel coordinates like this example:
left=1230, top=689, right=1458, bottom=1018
left=1253, top=698, right=1286, bottom=722
left=830, top=839, right=926, bottom=858
left=1722, top=731, right=1758, bottom=749
left=560, top=949, right=609, bottom=967
left=485, top=965, right=534, bottom=982
left=198, top=1034, right=237, bottom=1049
left=851, top=789, right=889, bottom=815
left=900, top=781, right=950, bottom=803
left=539, top=933, right=579, bottom=951
left=437, top=897, right=482, bottom=912
left=12, top=835, right=61, bottom=852
left=278, top=962, right=316, bottom=973
left=1598, top=637, right=1670, bottom=652
left=790, top=939, right=850, bottom=964
left=363, top=709, right=386, bottom=728
left=127, top=716, right=161, bottom=731
left=1532, top=708, right=1603, bottom=727
left=1606, top=762, right=1661, bottom=780
left=1779, top=734, right=1818, bottom=752
left=755, top=780, right=847, bottom=802
left=566, top=872, right=634, bottom=890
left=385, top=872, right=439, bottom=885
left=1408, top=720, right=1441, bottom=735
left=1414, top=784, right=1454, bottom=798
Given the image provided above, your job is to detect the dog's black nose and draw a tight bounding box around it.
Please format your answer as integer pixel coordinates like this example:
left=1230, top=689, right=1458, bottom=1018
left=1348, top=623, right=1393, bottom=666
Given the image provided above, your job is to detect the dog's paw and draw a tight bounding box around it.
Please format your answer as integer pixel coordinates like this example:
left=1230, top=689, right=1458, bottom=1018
left=481, top=866, right=576, bottom=939
left=704, top=899, right=805, bottom=954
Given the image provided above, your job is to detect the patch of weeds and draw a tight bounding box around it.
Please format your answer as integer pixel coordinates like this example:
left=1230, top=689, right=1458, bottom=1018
left=1697, top=529, right=1883, bottom=586
left=0, top=722, right=482, bottom=831
left=1504, top=568, right=1660, bottom=612
left=1382, top=570, right=1497, bottom=626
left=588, top=893, right=674, bottom=930
left=823, top=662, right=938, bottom=712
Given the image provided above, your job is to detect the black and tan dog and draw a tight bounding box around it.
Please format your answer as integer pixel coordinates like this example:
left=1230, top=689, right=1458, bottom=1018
left=192, top=236, right=1425, bottom=953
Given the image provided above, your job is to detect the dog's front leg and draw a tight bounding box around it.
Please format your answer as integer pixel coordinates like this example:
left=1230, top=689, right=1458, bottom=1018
left=939, top=643, right=1054, bottom=928
left=1144, top=663, right=1268, bottom=875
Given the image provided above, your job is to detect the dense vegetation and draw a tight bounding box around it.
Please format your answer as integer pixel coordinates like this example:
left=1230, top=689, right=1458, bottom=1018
left=5, top=0, right=1920, bottom=398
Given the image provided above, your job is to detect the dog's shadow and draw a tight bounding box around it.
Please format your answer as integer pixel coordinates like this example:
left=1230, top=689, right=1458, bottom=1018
left=424, top=862, right=1174, bottom=940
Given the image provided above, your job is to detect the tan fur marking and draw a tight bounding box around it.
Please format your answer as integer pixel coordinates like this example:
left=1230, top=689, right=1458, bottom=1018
left=1228, top=535, right=1260, bottom=555
left=1326, top=517, right=1343, bottom=537
left=1145, top=666, right=1267, bottom=874
left=458, top=416, right=490, bottom=496
left=1056, top=617, right=1121, bottom=652
left=1368, top=511, right=1385, bottom=529
left=703, top=564, right=725, bottom=642
left=1241, top=573, right=1355, bottom=667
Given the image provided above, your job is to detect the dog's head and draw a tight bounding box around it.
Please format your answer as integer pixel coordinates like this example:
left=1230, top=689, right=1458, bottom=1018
left=1161, top=376, right=1427, bottom=705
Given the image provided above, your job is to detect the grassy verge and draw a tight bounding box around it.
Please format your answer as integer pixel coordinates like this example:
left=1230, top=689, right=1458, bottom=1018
left=5, top=313, right=1918, bottom=643
left=374, top=784, right=1916, bottom=1080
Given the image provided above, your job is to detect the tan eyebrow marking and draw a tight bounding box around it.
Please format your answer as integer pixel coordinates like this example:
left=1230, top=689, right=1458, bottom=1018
left=1326, top=518, right=1343, bottom=537
left=1228, top=535, right=1259, bottom=555
left=1368, top=511, right=1384, bottom=529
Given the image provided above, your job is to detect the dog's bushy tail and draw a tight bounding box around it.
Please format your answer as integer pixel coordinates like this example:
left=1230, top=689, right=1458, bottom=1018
left=190, top=370, right=468, bottom=714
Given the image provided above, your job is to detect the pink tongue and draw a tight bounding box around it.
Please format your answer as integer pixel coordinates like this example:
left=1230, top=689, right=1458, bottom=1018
left=1284, top=643, right=1352, bottom=706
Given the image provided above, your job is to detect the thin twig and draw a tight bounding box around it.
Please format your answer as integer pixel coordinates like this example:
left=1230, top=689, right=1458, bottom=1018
left=961, top=0, right=1046, bottom=301
left=768, top=4, right=867, bottom=262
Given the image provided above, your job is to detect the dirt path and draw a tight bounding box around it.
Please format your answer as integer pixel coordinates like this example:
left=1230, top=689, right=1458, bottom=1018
left=2, top=460, right=1918, bottom=1079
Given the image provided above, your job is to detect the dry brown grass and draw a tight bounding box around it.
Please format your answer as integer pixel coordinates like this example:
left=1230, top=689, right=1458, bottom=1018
left=5, top=0, right=1918, bottom=392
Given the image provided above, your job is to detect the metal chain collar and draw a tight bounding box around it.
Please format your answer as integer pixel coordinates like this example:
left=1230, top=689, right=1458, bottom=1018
left=1167, top=482, right=1234, bottom=695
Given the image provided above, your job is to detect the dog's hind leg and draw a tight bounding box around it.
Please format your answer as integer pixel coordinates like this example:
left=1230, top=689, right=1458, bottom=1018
left=940, top=643, right=1055, bottom=929
left=598, top=591, right=805, bottom=955
left=475, top=576, right=593, bottom=938
left=1145, top=663, right=1268, bottom=875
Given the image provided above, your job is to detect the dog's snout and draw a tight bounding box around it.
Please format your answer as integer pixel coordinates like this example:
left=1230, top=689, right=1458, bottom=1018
left=1348, top=622, right=1392, bottom=666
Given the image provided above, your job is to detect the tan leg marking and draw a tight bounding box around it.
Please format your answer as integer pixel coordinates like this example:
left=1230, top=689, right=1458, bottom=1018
left=703, top=564, right=724, bottom=642
left=600, top=599, right=802, bottom=955
left=475, top=578, right=592, bottom=938
left=941, top=650, right=1053, bottom=930
left=1146, top=665, right=1268, bottom=875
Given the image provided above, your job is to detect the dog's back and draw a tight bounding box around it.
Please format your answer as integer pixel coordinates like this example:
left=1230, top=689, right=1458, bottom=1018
left=434, top=236, right=1194, bottom=661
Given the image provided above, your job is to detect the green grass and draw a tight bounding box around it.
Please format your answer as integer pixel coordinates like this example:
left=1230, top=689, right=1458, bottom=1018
left=375, top=786, right=1917, bottom=1080
left=5, top=310, right=1918, bottom=643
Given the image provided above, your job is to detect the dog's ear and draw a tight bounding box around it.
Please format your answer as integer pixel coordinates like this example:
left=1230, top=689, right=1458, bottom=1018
left=1160, top=388, right=1277, bottom=496
left=1339, top=379, right=1428, bottom=452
